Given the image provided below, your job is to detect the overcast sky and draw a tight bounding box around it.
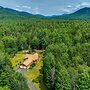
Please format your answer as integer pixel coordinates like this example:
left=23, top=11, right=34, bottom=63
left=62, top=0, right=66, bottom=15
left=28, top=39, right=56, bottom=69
left=0, top=0, right=90, bottom=16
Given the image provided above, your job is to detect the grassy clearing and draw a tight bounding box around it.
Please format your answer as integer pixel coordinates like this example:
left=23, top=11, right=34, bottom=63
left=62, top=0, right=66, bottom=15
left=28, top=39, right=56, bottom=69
left=24, top=54, right=47, bottom=90
left=11, top=50, right=47, bottom=90
left=24, top=59, right=42, bottom=81
left=24, top=59, right=42, bottom=90
left=11, top=54, right=25, bottom=68
left=11, top=50, right=28, bottom=69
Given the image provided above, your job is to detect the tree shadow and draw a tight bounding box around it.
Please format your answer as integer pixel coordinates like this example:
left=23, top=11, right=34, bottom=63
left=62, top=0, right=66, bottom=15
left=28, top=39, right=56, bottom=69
left=39, top=75, right=47, bottom=90
left=32, top=68, right=47, bottom=90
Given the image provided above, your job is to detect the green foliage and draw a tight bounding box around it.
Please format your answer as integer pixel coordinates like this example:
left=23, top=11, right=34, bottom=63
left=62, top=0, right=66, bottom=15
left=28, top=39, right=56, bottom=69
left=55, top=62, right=71, bottom=90
left=0, top=51, right=29, bottom=90
left=2, top=36, right=18, bottom=54
left=0, top=86, right=10, bottom=90
left=77, top=68, right=90, bottom=90
left=43, top=53, right=55, bottom=89
left=81, top=43, right=90, bottom=66
left=0, top=16, right=89, bottom=90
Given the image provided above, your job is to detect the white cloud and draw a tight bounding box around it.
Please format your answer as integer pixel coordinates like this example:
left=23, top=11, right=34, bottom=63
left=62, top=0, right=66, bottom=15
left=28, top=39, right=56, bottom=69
left=15, top=5, right=40, bottom=14
left=14, top=8, right=23, bottom=11
left=76, top=2, right=90, bottom=9
left=16, top=5, right=31, bottom=9
left=81, top=2, right=90, bottom=6
left=22, top=6, right=31, bottom=9
left=32, top=8, right=39, bottom=14
left=58, top=7, right=73, bottom=14
left=60, top=8, right=71, bottom=13
left=61, top=2, right=90, bottom=14
left=67, top=5, right=73, bottom=8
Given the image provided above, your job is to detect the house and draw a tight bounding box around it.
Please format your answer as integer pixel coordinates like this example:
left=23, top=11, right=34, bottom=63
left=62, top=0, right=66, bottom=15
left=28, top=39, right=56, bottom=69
left=20, top=53, right=39, bottom=69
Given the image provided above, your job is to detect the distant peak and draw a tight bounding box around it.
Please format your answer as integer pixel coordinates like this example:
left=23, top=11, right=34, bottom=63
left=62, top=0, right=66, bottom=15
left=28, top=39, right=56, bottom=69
left=78, top=7, right=90, bottom=11
left=83, top=7, right=90, bottom=9
left=72, top=7, right=90, bottom=15
left=0, top=6, right=3, bottom=8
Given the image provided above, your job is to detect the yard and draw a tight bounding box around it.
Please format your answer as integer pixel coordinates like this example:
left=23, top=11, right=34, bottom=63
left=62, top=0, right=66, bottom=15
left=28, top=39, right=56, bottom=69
left=11, top=54, right=25, bottom=69
left=24, top=54, right=47, bottom=90
left=11, top=50, right=47, bottom=90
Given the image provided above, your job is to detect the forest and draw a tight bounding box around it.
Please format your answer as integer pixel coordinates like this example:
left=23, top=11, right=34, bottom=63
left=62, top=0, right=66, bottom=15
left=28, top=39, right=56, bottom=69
left=0, top=17, right=90, bottom=90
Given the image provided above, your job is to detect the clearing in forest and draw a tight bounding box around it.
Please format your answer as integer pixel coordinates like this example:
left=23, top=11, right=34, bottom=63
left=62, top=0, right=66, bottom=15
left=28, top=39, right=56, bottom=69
left=11, top=50, right=47, bottom=90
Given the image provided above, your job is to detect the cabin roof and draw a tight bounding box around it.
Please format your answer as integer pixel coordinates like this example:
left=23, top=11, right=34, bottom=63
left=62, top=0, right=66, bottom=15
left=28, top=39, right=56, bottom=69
left=22, top=53, right=39, bottom=66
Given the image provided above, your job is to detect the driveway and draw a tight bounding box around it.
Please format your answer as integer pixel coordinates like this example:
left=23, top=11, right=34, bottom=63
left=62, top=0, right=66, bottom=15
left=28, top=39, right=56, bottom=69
left=16, top=68, right=37, bottom=90
left=27, top=80, right=37, bottom=90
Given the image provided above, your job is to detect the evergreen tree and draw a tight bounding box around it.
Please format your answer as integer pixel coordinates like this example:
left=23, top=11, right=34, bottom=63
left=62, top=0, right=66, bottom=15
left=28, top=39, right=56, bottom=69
left=55, top=62, right=71, bottom=90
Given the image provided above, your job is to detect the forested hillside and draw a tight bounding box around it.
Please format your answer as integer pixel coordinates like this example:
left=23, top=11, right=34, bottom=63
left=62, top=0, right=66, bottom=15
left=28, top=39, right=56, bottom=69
left=52, top=7, right=90, bottom=20
left=0, top=6, right=46, bottom=20
left=0, top=14, right=90, bottom=90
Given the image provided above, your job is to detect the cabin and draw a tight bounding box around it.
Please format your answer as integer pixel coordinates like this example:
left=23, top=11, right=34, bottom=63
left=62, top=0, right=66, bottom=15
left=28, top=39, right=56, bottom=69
left=20, top=53, right=39, bottom=69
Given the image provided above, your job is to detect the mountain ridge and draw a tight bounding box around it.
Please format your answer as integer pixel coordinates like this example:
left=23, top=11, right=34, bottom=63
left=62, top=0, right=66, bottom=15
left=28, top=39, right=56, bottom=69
left=52, top=7, right=90, bottom=20
left=0, top=6, right=90, bottom=20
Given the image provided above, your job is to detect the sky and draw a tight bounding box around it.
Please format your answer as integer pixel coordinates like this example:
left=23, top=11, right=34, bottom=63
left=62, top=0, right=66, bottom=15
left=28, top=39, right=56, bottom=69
left=0, top=0, right=90, bottom=16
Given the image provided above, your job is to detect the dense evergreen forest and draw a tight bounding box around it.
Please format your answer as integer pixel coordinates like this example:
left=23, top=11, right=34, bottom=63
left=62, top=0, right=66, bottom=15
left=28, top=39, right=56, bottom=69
left=0, top=17, right=90, bottom=90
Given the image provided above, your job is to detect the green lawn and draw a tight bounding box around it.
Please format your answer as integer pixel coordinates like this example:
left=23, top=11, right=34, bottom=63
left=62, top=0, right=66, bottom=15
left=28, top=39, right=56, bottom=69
left=11, top=50, right=29, bottom=69
left=11, top=54, right=25, bottom=69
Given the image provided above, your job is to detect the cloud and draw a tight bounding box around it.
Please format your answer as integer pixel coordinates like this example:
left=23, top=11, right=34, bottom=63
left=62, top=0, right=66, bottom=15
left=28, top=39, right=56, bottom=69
left=57, top=6, right=74, bottom=14
left=60, top=2, right=90, bottom=14
left=59, top=8, right=71, bottom=13
left=15, top=5, right=40, bottom=14
left=16, top=5, right=31, bottom=9
left=32, top=8, right=39, bottom=14
left=76, top=2, right=90, bottom=9
left=80, top=2, right=90, bottom=7
left=14, top=8, right=23, bottom=11
left=16, top=5, right=20, bottom=8
left=67, top=5, right=73, bottom=8
left=22, top=6, right=31, bottom=9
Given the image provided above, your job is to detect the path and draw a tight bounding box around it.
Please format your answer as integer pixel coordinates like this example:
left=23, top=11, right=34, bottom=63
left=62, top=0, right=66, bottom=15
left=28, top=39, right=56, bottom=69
left=16, top=68, right=37, bottom=90
left=27, top=80, right=37, bottom=90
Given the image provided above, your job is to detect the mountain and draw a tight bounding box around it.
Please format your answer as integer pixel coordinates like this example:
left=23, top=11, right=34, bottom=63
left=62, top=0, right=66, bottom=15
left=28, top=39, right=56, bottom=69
left=52, top=7, right=90, bottom=20
left=0, top=6, right=90, bottom=20
left=0, top=6, right=45, bottom=19
left=72, top=7, right=90, bottom=15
